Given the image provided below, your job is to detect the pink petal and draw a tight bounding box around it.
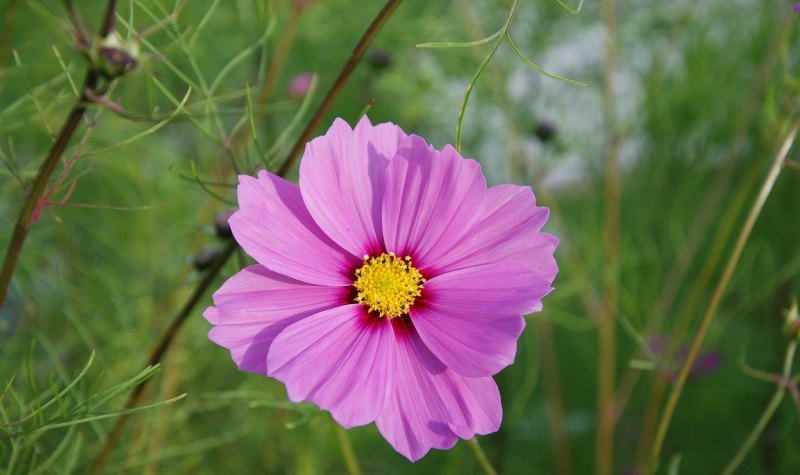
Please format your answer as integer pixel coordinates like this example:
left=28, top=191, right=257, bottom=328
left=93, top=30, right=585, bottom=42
left=381, top=143, right=487, bottom=271
left=267, top=305, right=396, bottom=428
left=230, top=170, right=358, bottom=286
left=375, top=318, right=501, bottom=462
left=299, top=117, right=409, bottom=257
left=434, top=184, right=558, bottom=285
left=411, top=305, right=525, bottom=377
left=425, top=263, right=551, bottom=315
left=204, top=265, right=348, bottom=375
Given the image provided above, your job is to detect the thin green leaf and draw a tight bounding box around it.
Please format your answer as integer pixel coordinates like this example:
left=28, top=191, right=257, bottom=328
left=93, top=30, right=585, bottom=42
left=416, top=29, right=502, bottom=49
left=246, top=82, right=269, bottom=168
left=189, top=160, right=235, bottom=205
left=210, top=28, right=270, bottom=95
left=265, top=74, right=319, bottom=166
left=12, top=50, right=54, bottom=137
left=666, top=453, right=682, bottom=475
left=629, top=359, right=657, bottom=371
left=189, top=0, right=222, bottom=48
left=504, top=32, right=589, bottom=87
left=456, top=38, right=502, bottom=151
left=0, top=74, right=67, bottom=125
left=5, top=352, right=95, bottom=428
left=83, top=87, right=193, bottom=156
left=30, top=425, right=78, bottom=475
left=50, top=45, right=79, bottom=97
left=552, top=0, right=585, bottom=14
left=0, top=373, right=15, bottom=407
left=20, top=393, right=187, bottom=436
left=617, top=312, right=660, bottom=363
left=71, top=365, right=161, bottom=413
left=63, top=431, right=83, bottom=475
left=106, top=426, right=246, bottom=472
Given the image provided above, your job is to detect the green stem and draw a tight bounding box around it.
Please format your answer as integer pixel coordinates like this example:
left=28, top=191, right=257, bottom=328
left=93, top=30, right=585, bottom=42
left=597, top=0, right=619, bottom=473
left=721, top=341, right=797, bottom=475
left=0, top=0, right=120, bottom=307
left=648, top=117, right=800, bottom=473
left=467, top=437, right=499, bottom=475
left=0, top=74, right=93, bottom=309
left=333, top=421, right=361, bottom=475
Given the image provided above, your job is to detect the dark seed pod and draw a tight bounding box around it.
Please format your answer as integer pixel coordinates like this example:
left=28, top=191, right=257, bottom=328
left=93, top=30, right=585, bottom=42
left=367, top=49, right=392, bottom=71
left=193, top=246, right=220, bottom=271
left=214, top=209, right=235, bottom=239
left=535, top=120, right=557, bottom=143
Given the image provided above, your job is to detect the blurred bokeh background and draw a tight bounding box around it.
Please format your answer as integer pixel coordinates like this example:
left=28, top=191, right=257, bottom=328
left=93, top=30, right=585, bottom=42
left=1, top=0, right=799, bottom=473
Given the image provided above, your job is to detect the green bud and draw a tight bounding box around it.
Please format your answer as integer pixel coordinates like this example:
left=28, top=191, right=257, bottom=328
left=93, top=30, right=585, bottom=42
left=783, top=296, right=799, bottom=341
left=93, top=32, right=140, bottom=79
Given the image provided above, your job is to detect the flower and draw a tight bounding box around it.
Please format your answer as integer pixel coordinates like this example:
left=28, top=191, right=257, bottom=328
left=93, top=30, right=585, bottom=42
left=288, top=72, right=315, bottom=98
left=203, top=116, right=558, bottom=461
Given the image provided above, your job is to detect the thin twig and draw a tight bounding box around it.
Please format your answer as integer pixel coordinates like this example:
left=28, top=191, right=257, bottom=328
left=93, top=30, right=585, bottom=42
left=98, top=0, right=118, bottom=37
left=647, top=117, right=800, bottom=473
left=277, top=0, right=405, bottom=176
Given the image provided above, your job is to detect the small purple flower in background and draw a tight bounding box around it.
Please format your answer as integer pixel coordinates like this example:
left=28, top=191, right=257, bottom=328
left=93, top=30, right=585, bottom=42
left=204, top=117, right=558, bottom=461
left=793, top=3, right=800, bottom=13
left=648, top=336, right=723, bottom=380
left=288, top=72, right=315, bottom=98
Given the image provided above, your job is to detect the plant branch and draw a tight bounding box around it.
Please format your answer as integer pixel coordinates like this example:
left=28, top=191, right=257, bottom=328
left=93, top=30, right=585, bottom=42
left=276, top=0, right=405, bottom=176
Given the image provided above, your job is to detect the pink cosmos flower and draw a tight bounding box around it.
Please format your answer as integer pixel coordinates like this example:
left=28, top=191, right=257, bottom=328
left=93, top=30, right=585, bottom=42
left=203, top=116, right=558, bottom=461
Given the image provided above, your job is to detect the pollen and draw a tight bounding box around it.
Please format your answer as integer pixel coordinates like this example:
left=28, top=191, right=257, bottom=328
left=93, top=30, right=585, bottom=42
left=353, top=252, right=425, bottom=318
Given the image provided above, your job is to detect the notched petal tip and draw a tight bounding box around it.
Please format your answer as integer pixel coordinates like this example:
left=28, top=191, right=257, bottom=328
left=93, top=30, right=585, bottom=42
left=203, top=306, right=221, bottom=325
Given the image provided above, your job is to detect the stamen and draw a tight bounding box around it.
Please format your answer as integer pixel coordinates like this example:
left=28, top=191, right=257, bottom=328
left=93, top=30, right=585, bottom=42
left=353, top=252, right=425, bottom=318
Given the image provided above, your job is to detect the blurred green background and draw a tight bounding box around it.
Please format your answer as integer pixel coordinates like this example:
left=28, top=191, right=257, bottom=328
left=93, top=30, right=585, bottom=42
left=1, top=0, right=800, bottom=473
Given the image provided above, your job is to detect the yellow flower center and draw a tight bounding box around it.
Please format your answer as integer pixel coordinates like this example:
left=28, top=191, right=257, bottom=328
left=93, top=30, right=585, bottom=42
left=353, top=252, right=425, bottom=318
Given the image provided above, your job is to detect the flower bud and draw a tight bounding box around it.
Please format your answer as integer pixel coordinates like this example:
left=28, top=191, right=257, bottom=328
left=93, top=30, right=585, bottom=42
left=193, top=246, right=220, bottom=271
left=783, top=296, right=799, bottom=341
left=215, top=209, right=235, bottom=239
left=367, top=49, right=393, bottom=71
left=288, top=73, right=315, bottom=98
left=94, top=32, right=140, bottom=79
left=535, top=120, right=557, bottom=142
